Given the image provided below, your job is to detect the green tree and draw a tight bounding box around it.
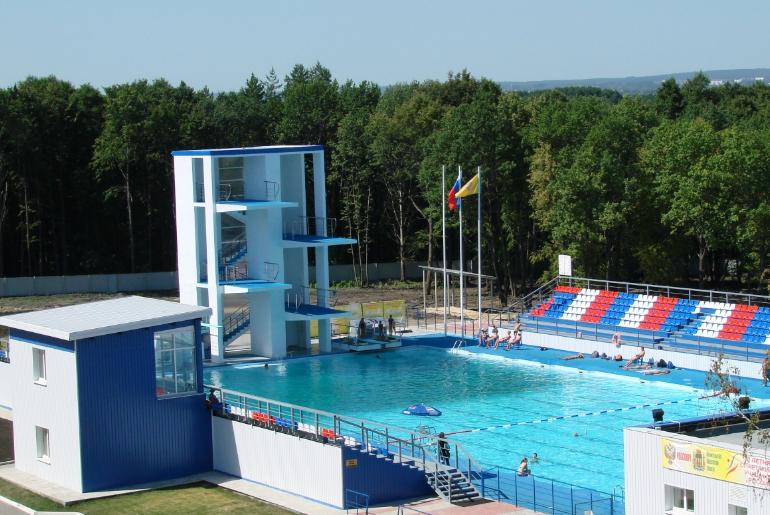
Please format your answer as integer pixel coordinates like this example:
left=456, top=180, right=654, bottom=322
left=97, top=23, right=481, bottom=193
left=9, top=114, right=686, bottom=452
left=656, top=78, right=684, bottom=120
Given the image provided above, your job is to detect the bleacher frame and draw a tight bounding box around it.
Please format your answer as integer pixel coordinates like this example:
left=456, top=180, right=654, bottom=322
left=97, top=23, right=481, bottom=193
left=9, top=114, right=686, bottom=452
left=519, top=276, right=770, bottom=363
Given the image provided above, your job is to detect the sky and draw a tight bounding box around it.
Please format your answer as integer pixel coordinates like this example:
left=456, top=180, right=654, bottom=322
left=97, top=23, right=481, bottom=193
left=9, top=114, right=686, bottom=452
left=2, top=0, right=769, bottom=92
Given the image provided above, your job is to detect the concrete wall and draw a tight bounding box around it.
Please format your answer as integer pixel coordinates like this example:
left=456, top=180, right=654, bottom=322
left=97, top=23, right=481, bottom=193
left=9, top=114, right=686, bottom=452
left=9, top=331, right=82, bottom=491
left=524, top=331, right=765, bottom=380
left=624, top=427, right=768, bottom=515
left=0, top=272, right=178, bottom=297
left=212, top=417, right=344, bottom=508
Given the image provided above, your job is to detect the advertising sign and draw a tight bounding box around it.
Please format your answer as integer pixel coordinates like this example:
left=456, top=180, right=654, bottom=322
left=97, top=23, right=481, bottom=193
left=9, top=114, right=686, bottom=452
left=661, top=438, right=770, bottom=488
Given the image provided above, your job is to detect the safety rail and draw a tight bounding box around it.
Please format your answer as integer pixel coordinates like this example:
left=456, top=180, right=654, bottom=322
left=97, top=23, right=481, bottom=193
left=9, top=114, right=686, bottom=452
left=396, top=506, right=431, bottom=515
left=263, top=180, right=280, bottom=201
left=220, top=262, right=248, bottom=282
left=451, top=339, right=466, bottom=352
left=474, top=464, right=623, bottom=515
left=205, top=385, right=625, bottom=513
left=345, top=489, right=369, bottom=514
left=558, top=276, right=770, bottom=309
left=283, top=216, right=338, bottom=239
left=223, top=305, right=249, bottom=343
left=285, top=285, right=338, bottom=311
left=206, top=385, right=434, bottom=469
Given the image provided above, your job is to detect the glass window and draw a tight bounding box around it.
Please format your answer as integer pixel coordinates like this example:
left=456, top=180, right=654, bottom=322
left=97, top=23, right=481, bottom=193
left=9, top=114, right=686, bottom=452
left=728, top=505, right=747, bottom=515
left=0, top=326, right=8, bottom=363
left=669, top=486, right=694, bottom=512
left=35, top=426, right=50, bottom=463
left=32, top=348, right=46, bottom=385
left=154, top=327, right=197, bottom=398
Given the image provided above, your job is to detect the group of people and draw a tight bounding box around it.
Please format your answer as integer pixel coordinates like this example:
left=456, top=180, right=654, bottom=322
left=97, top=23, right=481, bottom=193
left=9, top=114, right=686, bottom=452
left=478, top=320, right=523, bottom=351
left=357, top=315, right=397, bottom=340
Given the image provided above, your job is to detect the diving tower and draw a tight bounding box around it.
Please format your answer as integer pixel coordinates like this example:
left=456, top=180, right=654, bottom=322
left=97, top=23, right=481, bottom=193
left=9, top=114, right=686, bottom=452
left=172, top=146, right=355, bottom=362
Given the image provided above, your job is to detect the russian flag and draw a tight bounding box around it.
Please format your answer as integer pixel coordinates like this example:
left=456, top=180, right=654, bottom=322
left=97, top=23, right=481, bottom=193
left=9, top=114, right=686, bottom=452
left=448, top=171, right=461, bottom=211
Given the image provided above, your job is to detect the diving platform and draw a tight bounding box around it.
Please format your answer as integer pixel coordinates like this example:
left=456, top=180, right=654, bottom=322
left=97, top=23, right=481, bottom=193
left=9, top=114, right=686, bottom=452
left=213, top=199, right=298, bottom=213
left=336, top=336, right=402, bottom=352
left=282, top=234, right=357, bottom=248
left=284, top=304, right=352, bottom=321
left=218, top=279, right=292, bottom=294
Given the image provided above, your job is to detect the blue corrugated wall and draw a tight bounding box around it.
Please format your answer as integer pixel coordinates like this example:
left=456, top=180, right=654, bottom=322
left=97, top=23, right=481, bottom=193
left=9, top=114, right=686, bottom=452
left=341, top=445, right=434, bottom=505
left=76, top=320, right=212, bottom=491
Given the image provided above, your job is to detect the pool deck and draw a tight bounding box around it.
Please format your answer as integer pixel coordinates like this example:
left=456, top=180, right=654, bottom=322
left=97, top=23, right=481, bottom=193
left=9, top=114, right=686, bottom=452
left=0, top=464, right=540, bottom=514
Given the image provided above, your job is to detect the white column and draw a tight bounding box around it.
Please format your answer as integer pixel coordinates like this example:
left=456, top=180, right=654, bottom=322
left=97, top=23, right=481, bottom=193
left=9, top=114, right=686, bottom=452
left=204, top=157, right=224, bottom=362
left=313, top=151, right=331, bottom=352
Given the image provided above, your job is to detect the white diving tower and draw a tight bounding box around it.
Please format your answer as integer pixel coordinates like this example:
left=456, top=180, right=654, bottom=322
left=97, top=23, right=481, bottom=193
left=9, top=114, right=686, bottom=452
left=172, top=145, right=355, bottom=362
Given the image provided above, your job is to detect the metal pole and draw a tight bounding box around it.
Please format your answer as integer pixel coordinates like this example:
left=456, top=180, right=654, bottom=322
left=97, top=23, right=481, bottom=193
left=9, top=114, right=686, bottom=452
left=442, top=165, right=448, bottom=335
left=477, top=166, right=482, bottom=337
left=459, top=166, right=464, bottom=339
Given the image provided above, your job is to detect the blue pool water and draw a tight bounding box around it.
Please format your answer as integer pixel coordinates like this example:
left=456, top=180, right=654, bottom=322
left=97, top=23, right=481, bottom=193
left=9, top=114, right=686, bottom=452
left=204, top=342, right=769, bottom=494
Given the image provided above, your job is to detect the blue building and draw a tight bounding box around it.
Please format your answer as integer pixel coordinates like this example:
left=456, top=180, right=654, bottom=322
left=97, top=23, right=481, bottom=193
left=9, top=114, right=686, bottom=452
left=0, top=296, right=212, bottom=492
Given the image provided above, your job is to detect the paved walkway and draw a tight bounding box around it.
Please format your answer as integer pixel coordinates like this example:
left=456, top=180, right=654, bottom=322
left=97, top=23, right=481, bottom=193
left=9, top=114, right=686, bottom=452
left=0, top=465, right=540, bottom=515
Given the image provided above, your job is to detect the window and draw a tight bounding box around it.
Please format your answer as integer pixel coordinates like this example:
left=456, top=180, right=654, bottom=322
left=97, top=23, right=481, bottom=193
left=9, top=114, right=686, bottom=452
left=666, top=485, right=695, bottom=513
left=0, top=325, right=9, bottom=363
left=154, top=327, right=197, bottom=398
left=32, top=348, right=46, bottom=385
left=728, top=505, right=747, bottom=515
left=35, top=426, right=50, bottom=463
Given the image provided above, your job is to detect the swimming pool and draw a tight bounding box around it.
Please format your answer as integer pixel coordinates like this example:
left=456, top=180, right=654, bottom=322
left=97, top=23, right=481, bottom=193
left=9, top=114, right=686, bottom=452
left=204, top=341, right=769, bottom=494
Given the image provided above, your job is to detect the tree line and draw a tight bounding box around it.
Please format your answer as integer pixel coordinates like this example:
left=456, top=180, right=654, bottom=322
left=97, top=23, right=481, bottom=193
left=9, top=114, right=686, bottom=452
left=2, top=66, right=770, bottom=301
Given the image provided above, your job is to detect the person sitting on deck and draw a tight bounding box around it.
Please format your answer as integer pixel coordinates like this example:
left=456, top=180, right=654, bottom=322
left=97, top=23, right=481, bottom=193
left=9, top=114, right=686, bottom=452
left=206, top=388, right=223, bottom=414
left=506, top=332, right=522, bottom=351
left=611, top=331, right=621, bottom=348
left=517, top=457, right=530, bottom=476
left=485, top=326, right=499, bottom=348
left=478, top=329, right=487, bottom=347
left=762, top=356, right=770, bottom=387
left=561, top=353, right=584, bottom=361
left=623, top=347, right=646, bottom=369
left=513, top=318, right=522, bottom=336
left=496, top=330, right=512, bottom=350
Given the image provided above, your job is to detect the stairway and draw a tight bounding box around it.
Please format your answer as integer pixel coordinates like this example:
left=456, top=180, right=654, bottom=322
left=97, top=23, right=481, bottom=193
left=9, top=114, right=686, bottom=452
left=223, top=305, right=250, bottom=346
left=425, top=466, right=482, bottom=503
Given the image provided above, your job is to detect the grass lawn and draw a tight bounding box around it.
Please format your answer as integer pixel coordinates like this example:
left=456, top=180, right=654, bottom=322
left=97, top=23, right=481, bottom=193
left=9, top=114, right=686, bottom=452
left=0, top=479, right=295, bottom=514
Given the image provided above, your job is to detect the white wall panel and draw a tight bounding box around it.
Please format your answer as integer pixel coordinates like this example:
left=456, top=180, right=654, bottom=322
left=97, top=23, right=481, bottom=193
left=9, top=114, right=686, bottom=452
left=0, top=357, right=11, bottom=411
left=212, top=417, right=343, bottom=507
left=11, top=340, right=81, bottom=491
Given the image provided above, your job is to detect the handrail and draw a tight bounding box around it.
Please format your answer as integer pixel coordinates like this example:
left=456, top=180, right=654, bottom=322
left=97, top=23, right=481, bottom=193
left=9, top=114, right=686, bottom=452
left=283, top=216, right=338, bottom=239
left=518, top=276, right=560, bottom=313
left=285, top=285, right=339, bottom=311
left=558, top=275, right=770, bottom=307
left=264, top=180, right=280, bottom=201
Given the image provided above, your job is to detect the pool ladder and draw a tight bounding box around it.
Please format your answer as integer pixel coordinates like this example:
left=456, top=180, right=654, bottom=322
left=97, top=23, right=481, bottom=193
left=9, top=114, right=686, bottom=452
left=450, top=340, right=465, bottom=353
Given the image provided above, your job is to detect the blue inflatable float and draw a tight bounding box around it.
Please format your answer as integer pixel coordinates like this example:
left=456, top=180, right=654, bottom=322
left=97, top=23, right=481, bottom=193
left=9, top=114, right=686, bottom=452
left=402, top=403, right=442, bottom=416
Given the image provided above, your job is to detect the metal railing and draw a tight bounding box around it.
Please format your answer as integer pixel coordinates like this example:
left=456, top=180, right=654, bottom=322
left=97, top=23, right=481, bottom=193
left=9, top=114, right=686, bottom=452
left=206, top=385, right=434, bottom=469
left=220, top=263, right=249, bottom=282
left=283, top=216, right=338, bottom=239
left=396, top=506, right=431, bottom=515
left=206, top=385, right=625, bottom=514
left=475, top=464, right=623, bottom=515
left=345, top=489, right=369, bottom=514
left=264, top=180, right=280, bottom=201
left=285, top=285, right=338, bottom=311
left=223, top=305, right=249, bottom=343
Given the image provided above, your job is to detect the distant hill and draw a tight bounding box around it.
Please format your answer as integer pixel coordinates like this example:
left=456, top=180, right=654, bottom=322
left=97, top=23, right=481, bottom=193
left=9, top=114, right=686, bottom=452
left=500, top=68, right=770, bottom=95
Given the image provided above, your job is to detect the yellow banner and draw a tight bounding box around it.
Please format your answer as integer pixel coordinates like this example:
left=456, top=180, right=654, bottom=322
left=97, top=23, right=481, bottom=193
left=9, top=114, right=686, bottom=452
left=661, top=438, right=770, bottom=487
left=361, top=302, right=385, bottom=319
left=382, top=300, right=406, bottom=321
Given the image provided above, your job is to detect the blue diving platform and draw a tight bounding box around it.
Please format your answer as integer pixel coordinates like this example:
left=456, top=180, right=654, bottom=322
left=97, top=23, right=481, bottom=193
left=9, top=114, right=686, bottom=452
left=282, top=234, right=357, bottom=248
left=284, top=304, right=352, bottom=321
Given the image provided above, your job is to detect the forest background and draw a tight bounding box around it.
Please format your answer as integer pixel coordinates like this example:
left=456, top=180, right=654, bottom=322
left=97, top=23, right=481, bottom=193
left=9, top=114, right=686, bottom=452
left=2, top=65, right=770, bottom=303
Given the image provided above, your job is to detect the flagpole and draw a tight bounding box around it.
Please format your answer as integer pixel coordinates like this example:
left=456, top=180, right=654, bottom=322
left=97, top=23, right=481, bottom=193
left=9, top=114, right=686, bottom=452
left=442, top=165, right=447, bottom=335
left=458, top=166, right=464, bottom=340
left=477, top=166, right=482, bottom=328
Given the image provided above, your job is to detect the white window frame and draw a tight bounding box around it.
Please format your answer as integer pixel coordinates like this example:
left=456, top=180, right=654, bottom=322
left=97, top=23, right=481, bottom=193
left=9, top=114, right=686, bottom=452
left=32, top=347, right=47, bottom=386
left=666, top=485, right=695, bottom=514
left=154, top=327, right=198, bottom=399
left=35, top=426, right=50, bottom=464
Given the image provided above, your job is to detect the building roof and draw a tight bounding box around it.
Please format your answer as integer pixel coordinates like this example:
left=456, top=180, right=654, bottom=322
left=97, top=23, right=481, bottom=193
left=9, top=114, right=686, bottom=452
left=0, top=296, right=211, bottom=341
left=171, top=144, right=323, bottom=157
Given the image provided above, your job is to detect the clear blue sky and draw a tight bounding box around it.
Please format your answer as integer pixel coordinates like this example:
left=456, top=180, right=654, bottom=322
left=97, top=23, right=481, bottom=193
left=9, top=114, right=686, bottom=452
left=2, top=0, right=768, bottom=91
